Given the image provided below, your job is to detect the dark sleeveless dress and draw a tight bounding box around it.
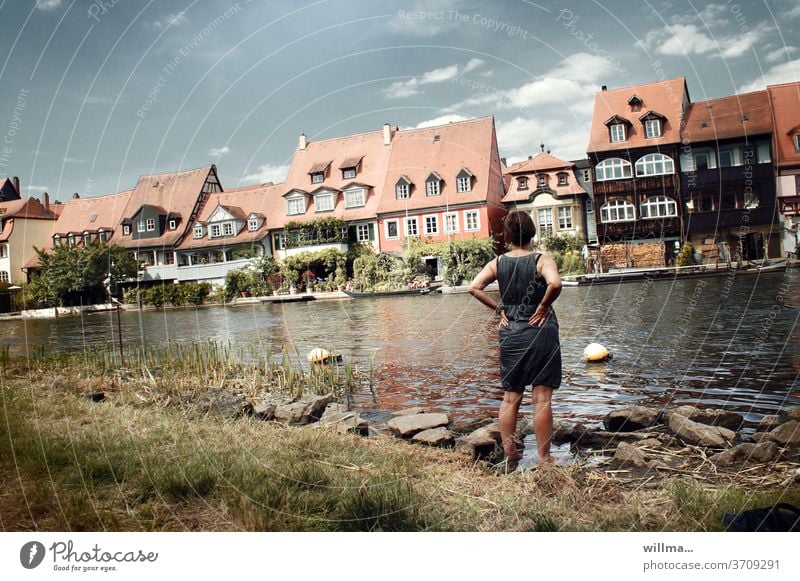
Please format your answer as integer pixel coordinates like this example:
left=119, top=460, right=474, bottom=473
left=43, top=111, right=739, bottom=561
left=497, top=253, right=562, bottom=392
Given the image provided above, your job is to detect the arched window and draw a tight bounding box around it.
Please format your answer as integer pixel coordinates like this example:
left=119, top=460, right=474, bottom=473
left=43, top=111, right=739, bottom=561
left=635, top=153, right=674, bottom=176
left=600, top=199, right=636, bottom=223
left=517, top=176, right=528, bottom=190
left=595, top=158, right=632, bottom=181
left=640, top=196, right=678, bottom=219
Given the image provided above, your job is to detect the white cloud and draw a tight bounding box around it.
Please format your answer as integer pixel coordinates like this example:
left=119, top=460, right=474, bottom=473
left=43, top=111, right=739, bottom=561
left=765, top=46, right=797, bottom=63
left=413, top=114, right=473, bottom=129
left=739, top=58, right=800, bottom=92
left=151, top=12, right=188, bottom=29
left=383, top=64, right=459, bottom=98
left=462, top=58, right=484, bottom=73
left=209, top=146, right=230, bottom=156
left=242, top=164, right=289, bottom=185
left=786, top=5, right=800, bottom=18
left=497, top=116, right=590, bottom=161
left=641, top=22, right=770, bottom=58
left=387, top=0, right=459, bottom=37
left=670, top=3, right=729, bottom=26
left=36, top=0, right=63, bottom=11
left=25, top=185, right=50, bottom=194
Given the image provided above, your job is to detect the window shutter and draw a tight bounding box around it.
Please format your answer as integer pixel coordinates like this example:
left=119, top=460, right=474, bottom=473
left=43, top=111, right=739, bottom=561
left=368, top=223, right=375, bottom=240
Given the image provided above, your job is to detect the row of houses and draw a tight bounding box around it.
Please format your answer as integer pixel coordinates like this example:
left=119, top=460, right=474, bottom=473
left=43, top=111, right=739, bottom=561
left=1, top=79, right=799, bottom=286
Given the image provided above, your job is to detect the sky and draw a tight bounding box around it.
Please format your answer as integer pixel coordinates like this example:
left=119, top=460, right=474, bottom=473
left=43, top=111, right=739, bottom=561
left=0, top=0, right=798, bottom=201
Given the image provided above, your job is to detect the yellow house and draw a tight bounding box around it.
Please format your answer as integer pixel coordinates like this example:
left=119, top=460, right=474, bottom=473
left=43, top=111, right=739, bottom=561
left=0, top=190, right=57, bottom=284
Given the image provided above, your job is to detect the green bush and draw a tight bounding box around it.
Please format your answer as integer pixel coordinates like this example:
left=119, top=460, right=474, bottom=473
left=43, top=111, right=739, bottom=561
left=676, top=243, right=695, bottom=267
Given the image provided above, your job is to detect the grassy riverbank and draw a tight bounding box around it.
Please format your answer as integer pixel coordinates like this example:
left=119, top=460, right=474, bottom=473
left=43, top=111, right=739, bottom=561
left=1, top=351, right=799, bottom=531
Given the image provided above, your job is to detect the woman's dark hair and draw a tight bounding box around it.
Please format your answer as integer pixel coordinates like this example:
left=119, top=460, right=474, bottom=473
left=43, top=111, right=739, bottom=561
left=503, top=211, right=536, bottom=247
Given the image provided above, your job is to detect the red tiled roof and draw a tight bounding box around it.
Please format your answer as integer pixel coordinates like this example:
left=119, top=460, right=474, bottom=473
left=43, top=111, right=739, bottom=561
left=501, top=152, right=586, bottom=203
left=0, top=197, right=54, bottom=220
left=588, top=77, right=688, bottom=153
left=505, top=152, right=575, bottom=174
left=51, top=190, right=132, bottom=241
left=767, top=82, right=800, bottom=168
left=683, top=90, right=772, bottom=142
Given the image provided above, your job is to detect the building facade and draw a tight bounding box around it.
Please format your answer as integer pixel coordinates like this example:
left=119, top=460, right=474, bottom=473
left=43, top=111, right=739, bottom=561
left=768, top=82, right=800, bottom=255
left=0, top=192, right=57, bottom=284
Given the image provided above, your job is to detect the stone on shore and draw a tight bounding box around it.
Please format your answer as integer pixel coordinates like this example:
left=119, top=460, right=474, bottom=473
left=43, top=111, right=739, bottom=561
left=753, top=421, right=800, bottom=446
left=252, top=401, right=276, bottom=421
left=613, top=442, right=649, bottom=468
left=667, top=413, right=736, bottom=448
left=392, top=407, right=427, bottom=417
left=671, top=405, right=744, bottom=431
left=412, top=427, right=456, bottom=447
left=710, top=442, right=780, bottom=465
left=274, top=394, right=333, bottom=425
left=758, top=415, right=783, bottom=432
left=318, top=403, right=368, bottom=436
left=786, top=407, right=800, bottom=422
left=388, top=413, right=449, bottom=438
left=554, top=420, right=661, bottom=448
left=603, top=406, right=661, bottom=432
left=202, top=389, right=253, bottom=419
left=457, top=423, right=504, bottom=462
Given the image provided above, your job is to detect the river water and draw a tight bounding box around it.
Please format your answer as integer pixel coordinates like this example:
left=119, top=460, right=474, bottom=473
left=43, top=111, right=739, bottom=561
left=2, top=270, right=799, bottom=428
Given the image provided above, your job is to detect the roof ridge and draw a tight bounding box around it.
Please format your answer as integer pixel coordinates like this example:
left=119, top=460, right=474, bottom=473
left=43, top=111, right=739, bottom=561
left=598, top=76, right=685, bottom=94
left=691, top=89, right=769, bottom=106
left=138, top=165, right=213, bottom=179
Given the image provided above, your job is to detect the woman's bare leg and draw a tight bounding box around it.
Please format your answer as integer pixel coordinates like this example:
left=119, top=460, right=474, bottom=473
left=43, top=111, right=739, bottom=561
left=532, top=385, right=554, bottom=463
left=499, top=390, right=524, bottom=462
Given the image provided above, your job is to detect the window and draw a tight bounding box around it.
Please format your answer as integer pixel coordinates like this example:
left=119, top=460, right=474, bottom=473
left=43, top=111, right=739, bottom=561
left=356, top=224, right=371, bottom=242
left=644, top=119, right=661, bottom=138
left=123, top=224, right=130, bottom=236
left=385, top=220, right=399, bottom=239
left=586, top=197, right=594, bottom=213
left=193, top=224, right=204, bottom=239
left=344, top=188, right=365, bottom=208
left=537, top=208, right=553, bottom=235
left=405, top=217, right=419, bottom=237
left=248, top=218, right=260, bottom=231
left=797, top=176, right=800, bottom=196
left=342, top=168, right=356, bottom=180
left=464, top=210, right=480, bottom=231
left=557, top=173, right=568, bottom=186
left=688, top=195, right=714, bottom=213
left=0, top=272, right=8, bottom=283
left=635, top=153, right=675, bottom=176
left=287, top=196, right=305, bottom=215
left=83, top=233, right=91, bottom=245
left=396, top=182, right=410, bottom=199
left=311, top=172, right=324, bottom=184
left=537, top=175, right=547, bottom=187
left=210, top=224, right=221, bottom=238
left=610, top=123, right=626, bottom=143
left=137, top=220, right=145, bottom=233
left=444, top=212, right=459, bottom=233
left=273, top=233, right=286, bottom=250
left=718, top=150, right=733, bottom=168
left=223, top=222, right=234, bottom=236
left=146, top=218, right=155, bottom=232
left=695, top=152, right=710, bottom=170
left=517, top=177, right=528, bottom=190
left=164, top=252, right=175, bottom=265
left=426, top=180, right=441, bottom=196
left=595, top=158, right=633, bottom=181
left=424, top=215, right=439, bottom=235
left=457, top=176, right=471, bottom=192
left=794, top=135, right=800, bottom=152
left=315, top=192, right=334, bottom=212
left=640, top=195, right=678, bottom=218
left=600, top=199, right=636, bottom=223
left=168, top=219, right=177, bottom=230
left=68, top=235, right=76, bottom=246
left=98, top=230, right=107, bottom=243
left=743, top=193, right=759, bottom=209
left=558, top=206, right=573, bottom=229
left=582, top=169, right=591, bottom=182
left=0, top=245, right=6, bottom=258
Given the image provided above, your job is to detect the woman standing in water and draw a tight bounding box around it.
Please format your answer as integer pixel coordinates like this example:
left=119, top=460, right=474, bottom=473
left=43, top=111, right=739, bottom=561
left=469, top=211, right=563, bottom=469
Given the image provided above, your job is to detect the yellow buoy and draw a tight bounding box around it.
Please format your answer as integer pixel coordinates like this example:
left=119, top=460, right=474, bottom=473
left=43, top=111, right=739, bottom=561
left=307, top=348, right=330, bottom=363
left=584, top=343, right=610, bottom=362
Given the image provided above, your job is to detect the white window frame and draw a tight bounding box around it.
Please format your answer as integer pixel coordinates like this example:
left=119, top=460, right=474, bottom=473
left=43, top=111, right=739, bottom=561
left=424, top=214, right=439, bottom=236
left=640, top=195, right=678, bottom=219
left=385, top=219, right=400, bottom=240
left=644, top=119, right=661, bottom=138
left=314, top=192, right=335, bottom=212
left=210, top=224, right=221, bottom=238
left=123, top=225, right=131, bottom=236
left=456, top=176, right=471, bottom=192
left=557, top=173, right=568, bottom=186
left=83, top=232, right=91, bottom=245
left=98, top=230, right=107, bottom=243
left=223, top=222, right=234, bottom=236
left=537, top=208, right=554, bottom=235
left=537, top=175, right=547, bottom=187
left=426, top=180, right=441, bottom=196
left=405, top=216, right=419, bottom=237
left=193, top=224, right=204, bottom=239
left=356, top=223, right=371, bottom=242
left=287, top=195, right=306, bottom=216
left=464, top=210, right=480, bottom=232
left=396, top=182, right=410, bottom=199
left=600, top=199, right=636, bottom=223
left=517, top=177, right=528, bottom=190
left=248, top=218, right=260, bottom=232
left=342, top=167, right=356, bottom=180
left=0, top=244, right=7, bottom=258
left=311, top=172, right=324, bottom=184
left=595, top=158, right=633, bottom=181
left=635, top=153, right=675, bottom=177
left=610, top=123, right=626, bottom=143
left=444, top=212, right=459, bottom=233
left=168, top=218, right=177, bottom=230
left=137, top=220, right=145, bottom=233
left=558, top=206, right=573, bottom=230
left=344, top=188, right=366, bottom=209
left=146, top=218, right=156, bottom=232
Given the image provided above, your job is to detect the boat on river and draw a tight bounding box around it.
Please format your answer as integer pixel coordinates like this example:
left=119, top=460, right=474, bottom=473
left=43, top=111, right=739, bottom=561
left=571, top=261, right=789, bottom=286
left=344, top=283, right=442, bottom=298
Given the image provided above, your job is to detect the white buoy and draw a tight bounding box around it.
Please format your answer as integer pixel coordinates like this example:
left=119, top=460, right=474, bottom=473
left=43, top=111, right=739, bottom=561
left=584, top=343, right=610, bottom=362
left=307, top=347, right=330, bottom=363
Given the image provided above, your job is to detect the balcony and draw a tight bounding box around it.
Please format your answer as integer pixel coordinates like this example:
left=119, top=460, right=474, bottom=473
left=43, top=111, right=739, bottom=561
left=276, top=243, right=349, bottom=261
left=139, top=264, right=178, bottom=282
left=176, top=258, right=253, bottom=283
left=681, top=163, right=775, bottom=191
left=779, top=195, right=800, bottom=217
left=593, top=174, right=679, bottom=196
left=596, top=217, right=681, bottom=241
left=684, top=205, right=777, bottom=232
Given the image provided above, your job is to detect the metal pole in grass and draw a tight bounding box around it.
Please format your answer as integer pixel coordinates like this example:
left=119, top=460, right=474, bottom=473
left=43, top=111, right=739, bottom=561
left=111, top=297, right=124, bottom=366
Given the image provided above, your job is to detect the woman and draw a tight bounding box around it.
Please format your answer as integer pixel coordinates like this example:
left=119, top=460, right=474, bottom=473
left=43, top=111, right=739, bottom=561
left=469, top=211, right=562, bottom=469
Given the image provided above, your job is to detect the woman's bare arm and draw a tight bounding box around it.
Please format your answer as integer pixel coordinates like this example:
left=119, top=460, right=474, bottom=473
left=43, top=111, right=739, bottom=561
left=468, top=258, right=500, bottom=312
left=529, top=254, right=563, bottom=327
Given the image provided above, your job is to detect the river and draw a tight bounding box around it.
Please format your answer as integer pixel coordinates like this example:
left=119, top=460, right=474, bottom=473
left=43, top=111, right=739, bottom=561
left=2, top=270, right=799, bottom=427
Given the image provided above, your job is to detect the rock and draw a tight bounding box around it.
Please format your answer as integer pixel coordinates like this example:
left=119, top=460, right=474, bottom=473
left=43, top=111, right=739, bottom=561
left=603, top=406, right=661, bottom=432
left=670, top=406, right=744, bottom=431
left=412, top=427, right=456, bottom=447
left=554, top=421, right=661, bottom=448
left=252, top=401, right=276, bottom=421
left=449, top=417, right=492, bottom=435
left=638, top=438, right=662, bottom=449
left=319, top=403, right=368, bottom=436
left=758, top=415, right=783, bottom=431
left=648, top=460, right=671, bottom=470
left=711, top=442, right=780, bottom=465
left=274, top=394, right=333, bottom=425
left=388, top=413, right=449, bottom=438
left=613, top=442, right=648, bottom=468
left=667, top=413, right=736, bottom=448
left=204, top=390, right=253, bottom=419
left=761, top=421, right=800, bottom=446
left=457, top=423, right=504, bottom=462
left=785, top=407, right=800, bottom=422
left=392, top=407, right=427, bottom=417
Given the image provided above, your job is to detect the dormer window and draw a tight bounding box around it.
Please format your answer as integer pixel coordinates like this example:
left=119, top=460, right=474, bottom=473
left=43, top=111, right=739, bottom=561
left=610, top=124, right=626, bottom=143
left=210, top=224, right=221, bottom=238
left=426, top=172, right=442, bottom=196
left=395, top=177, right=411, bottom=199
left=223, top=222, right=234, bottom=236
left=53, top=235, right=61, bottom=246
left=314, top=191, right=335, bottom=212
left=644, top=119, right=661, bottom=138
left=286, top=194, right=306, bottom=216
left=342, top=168, right=356, bottom=179
left=193, top=224, right=204, bottom=239
left=456, top=168, right=473, bottom=193
left=339, top=156, right=362, bottom=180
left=308, top=161, right=331, bottom=184
left=248, top=217, right=260, bottom=231
left=68, top=235, right=76, bottom=246
left=83, top=232, right=91, bottom=245
left=537, top=175, right=547, bottom=187
left=344, top=187, right=366, bottom=209
left=517, top=177, right=528, bottom=190
left=123, top=224, right=131, bottom=236
left=168, top=218, right=177, bottom=230
left=311, top=172, right=324, bottom=184
left=557, top=172, right=568, bottom=186
left=98, top=230, right=107, bottom=243
left=628, top=95, right=643, bottom=112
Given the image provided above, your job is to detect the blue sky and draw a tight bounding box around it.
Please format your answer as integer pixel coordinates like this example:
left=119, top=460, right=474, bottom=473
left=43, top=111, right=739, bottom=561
left=1, top=0, right=798, bottom=200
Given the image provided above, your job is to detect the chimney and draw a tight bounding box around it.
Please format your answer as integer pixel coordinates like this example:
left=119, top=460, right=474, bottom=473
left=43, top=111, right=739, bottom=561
left=601, top=85, right=607, bottom=91
left=500, top=157, right=507, bottom=166
left=383, top=123, right=392, bottom=146
left=72, top=192, right=80, bottom=199
left=44, top=192, right=50, bottom=210
left=298, top=133, right=308, bottom=150
left=13, top=176, right=20, bottom=196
